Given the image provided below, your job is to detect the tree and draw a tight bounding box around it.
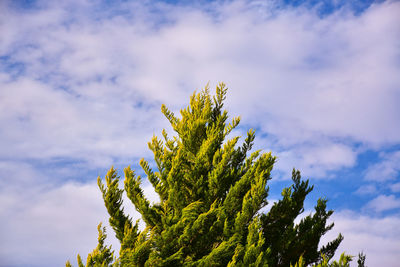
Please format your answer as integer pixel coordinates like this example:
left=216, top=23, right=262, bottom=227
left=67, top=83, right=350, bottom=266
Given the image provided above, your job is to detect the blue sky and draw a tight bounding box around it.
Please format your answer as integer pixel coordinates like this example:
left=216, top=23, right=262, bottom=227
left=0, top=0, right=399, bottom=266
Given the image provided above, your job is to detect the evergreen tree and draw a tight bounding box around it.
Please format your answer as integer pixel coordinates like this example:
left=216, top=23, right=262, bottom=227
left=67, top=83, right=350, bottom=266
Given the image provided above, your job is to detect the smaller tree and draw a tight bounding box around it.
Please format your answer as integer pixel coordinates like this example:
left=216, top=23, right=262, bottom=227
left=260, top=170, right=343, bottom=266
left=67, top=83, right=363, bottom=266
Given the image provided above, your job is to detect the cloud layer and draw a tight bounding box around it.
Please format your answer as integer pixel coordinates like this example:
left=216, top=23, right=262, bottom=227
left=322, top=211, right=400, bottom=267
left=1, top=0, right=399, bottom=174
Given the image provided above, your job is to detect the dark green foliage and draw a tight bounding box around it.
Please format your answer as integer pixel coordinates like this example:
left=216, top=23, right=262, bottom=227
left=261, top=170, right=343, bottom=266
left=67, top=84, right=350, bottom=266
left=357, top=252, right=366, bottom=267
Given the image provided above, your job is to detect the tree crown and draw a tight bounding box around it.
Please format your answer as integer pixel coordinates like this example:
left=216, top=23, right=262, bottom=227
left=67, top=83, right=357, bottom=267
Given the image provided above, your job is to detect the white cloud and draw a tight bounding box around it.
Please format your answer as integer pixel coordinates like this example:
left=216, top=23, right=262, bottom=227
left=272, top=142, right=357, bottom=178
left=1, top=1, right=399, bottom=162
left=365, top=151, right=400, bottom=182
left=322, top=211, right=400, bottom=267
left=364, top=194, right=400, bottom=213
left=2, top=0, right=397, bottom=176
left=355, top=184, right=377, bottom=196
left=390, top=182, right=400, bottom=193
left=0, top=173, right=159, bottom=267
left=0, top=74, right=164, bottom=167
left=0, top=182, right=110, bottom=267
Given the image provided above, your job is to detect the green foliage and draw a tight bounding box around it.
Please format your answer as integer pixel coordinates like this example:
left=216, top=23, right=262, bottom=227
left=260, top=170, right=344, bottom=266
left=67, top=83, right=352, bottom=266
left=291, top=253, right=352, bottom=267
left=357, top=252, right=367, bottom=267
left=66, top=223, right=115, bottom=267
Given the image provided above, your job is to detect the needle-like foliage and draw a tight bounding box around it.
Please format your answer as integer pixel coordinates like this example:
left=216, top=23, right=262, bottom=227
left=67, top=83, right=359, bottom=266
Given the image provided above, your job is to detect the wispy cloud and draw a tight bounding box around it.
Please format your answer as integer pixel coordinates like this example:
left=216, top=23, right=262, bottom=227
left=365, top=150, right=400, bottom=182
left=364, top=194, right=400, bottom=213
left=390, top=182, right=400, bottom=193
left=355, top=184, right=377, bottom=196
left=0, top=175, right=158, bottom=266
left=322, top=210, right=400, bottom=267
left=0, top=181, right=108, bottom=266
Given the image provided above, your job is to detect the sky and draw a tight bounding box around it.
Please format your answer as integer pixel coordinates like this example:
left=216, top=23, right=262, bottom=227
left=0, top=0, right=399, bottom=266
